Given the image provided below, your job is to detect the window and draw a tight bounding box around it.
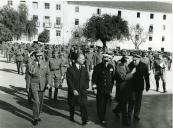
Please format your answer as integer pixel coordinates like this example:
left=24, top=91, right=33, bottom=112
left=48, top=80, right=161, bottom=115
left=56, top=17, right=61, bottom=25
left=45, top=3, right=50, bottom=9
left=163, top=25, right=166, bottom=30
left=33, top=15, right=38, bottom=21
left=137, top=12, right=140, bottom=18
left=56, top=4, right=61, bottom=10
left=149, top=36, right=152, bottom=41
left=118, top=10, right=121, bottom=17
left=149, top=25, right=153, bottom=33
left=32, top=2, right=38, bottom=9
left=75, top=19, right=79, bottom=25
left=162, top=36, right=165, bottom=41
left=56, top=30, right=61, bottom=36
left=150, top=13, right=154, bottom=19
left=75, top=32, right=79, bottom=37
left=135, top=35, right=139, bottom=40
left=163, top=14, right=166, bottom=20
left=136, top=24, right=140, bottom=29
left=44, top=16, right=50, bottom=23
left=75, top=6, right=79, bottom=12
left=7, top=0, right=13, bottom=6
left=97, top=8, right=101, bottom=15
left=20, top=1, right=26, bottom=3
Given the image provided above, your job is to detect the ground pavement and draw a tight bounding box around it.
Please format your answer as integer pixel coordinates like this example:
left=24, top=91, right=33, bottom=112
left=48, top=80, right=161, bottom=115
left=0, top=54, right=172, bottom=128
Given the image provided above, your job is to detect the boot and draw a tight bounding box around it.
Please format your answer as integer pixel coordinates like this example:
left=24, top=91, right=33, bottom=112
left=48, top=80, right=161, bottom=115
left=156, top=80, right=159, bottom=91
left=49, top=88, right=52, bottom=99
left=54, top=88, right=58, bottom=101
left=163, top=82, right=167, bottom=93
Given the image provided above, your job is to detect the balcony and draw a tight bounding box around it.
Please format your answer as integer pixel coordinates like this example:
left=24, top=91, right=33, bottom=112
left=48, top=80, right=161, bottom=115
left=54, top=23, right=63, bottom=29
left=43, top=22, right=52, bottom=28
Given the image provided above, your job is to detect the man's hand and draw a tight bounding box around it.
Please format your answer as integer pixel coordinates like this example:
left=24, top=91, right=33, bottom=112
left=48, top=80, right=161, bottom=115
left=47, top=84, right=51, bottom=89
left=26, top=88, right=29, bottom=93
left=131, top=68, right=136, bottom=74
left=73, top=90, right=79, bottom=96
left=92, top=84, right=97, bottom=90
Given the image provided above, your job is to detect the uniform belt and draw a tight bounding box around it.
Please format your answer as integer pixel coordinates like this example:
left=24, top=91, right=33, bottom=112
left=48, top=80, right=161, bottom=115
left=50, top=69, right=60, bottom=71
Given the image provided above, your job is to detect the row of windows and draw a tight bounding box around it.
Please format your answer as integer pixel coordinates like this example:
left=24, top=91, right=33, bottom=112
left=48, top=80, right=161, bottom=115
left=136, top=24, right=166, bottom=33
left=7, top=1, right=61, bottom=10
left=148, top=36, right=165, bottom=42
left=43, top=30, right=61, bottom=37
left=7, top=1, right=167, bottom=20
left=96, top=8, right=167, bottom=20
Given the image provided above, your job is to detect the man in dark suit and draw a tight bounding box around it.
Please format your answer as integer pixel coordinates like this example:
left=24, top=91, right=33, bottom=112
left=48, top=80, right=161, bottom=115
left=28, top=52, right=51, bottom=125
left=66, top=53, right=90, bottom=125
left=92, top=54, right=114, bottom=125
left=128, top=54, right=150, bottom=121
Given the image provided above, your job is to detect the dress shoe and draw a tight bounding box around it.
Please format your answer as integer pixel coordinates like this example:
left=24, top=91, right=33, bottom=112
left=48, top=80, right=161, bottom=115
left=82, top=121, right=91, bottom=125
left=134, top=116, right=140, bottom=121
left=122, top=119, right=130, bottom=126
left=163, top=90, right=167, bottom=93
left=33, top=120, right=38, bottom=126
left=70, top=117, right=74, bottom=122
left=37, top=118, right=41, bottom=122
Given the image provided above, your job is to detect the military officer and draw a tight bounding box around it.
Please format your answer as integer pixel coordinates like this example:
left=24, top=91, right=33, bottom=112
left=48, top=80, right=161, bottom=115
left=15, top=46, right=24, bottom=75
left=28, top=52, right=51, bottom=125
left=48, top=51, right=63, bottom=101
left=92, top=54, right=114, bottom=125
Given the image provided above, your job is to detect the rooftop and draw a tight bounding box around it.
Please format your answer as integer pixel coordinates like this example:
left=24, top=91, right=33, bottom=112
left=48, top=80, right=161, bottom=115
left=68, top=1, right=172, bottom=13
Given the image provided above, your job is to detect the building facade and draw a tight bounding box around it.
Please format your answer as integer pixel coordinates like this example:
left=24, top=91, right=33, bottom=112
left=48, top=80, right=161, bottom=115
left=0, top=1, right=172, bottom=51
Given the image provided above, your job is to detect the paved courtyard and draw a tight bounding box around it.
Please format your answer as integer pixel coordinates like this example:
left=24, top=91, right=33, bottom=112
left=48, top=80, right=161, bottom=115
left=0, top=54, right=172, bottom=128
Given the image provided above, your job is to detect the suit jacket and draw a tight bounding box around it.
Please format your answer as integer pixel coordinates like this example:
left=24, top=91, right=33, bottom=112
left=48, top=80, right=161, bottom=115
left=92, top=62, right=114, bottom=94
left=132, top=61, right=150, bottom=91
left=66, top=64, right=89, bottom=106
left=28, top=60, right=51, bottom=92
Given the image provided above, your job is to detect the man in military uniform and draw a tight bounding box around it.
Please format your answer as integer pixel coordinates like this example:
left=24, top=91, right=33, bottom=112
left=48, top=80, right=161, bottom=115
left=15, top=46, right=24, bottom=75
left=28, top=52, right=51, bottom=125
left=92, top=54, right=114, bottom=125
left=48, top=51, right=63, bottom=101
left=153, top=54, right=166, bottom=92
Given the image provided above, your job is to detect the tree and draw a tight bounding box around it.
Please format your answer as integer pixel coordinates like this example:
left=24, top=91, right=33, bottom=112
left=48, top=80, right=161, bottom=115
left=83, top=14, right=129, bottom=47
left=26, top=20, right=37, bottom=41
left=129, top=24, right=149, bottom=50
left=0, top=23, right=13, bottom=42
left=38, top=29, right=50, bottom=43
left=68, top=26, right=87, bottom=46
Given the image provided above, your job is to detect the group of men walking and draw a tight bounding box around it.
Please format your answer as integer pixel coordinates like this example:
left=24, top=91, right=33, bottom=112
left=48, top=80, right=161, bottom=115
left=0, top=41, right=172, bottom=126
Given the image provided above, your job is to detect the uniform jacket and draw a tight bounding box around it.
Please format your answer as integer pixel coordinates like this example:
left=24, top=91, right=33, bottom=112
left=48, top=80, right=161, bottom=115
left=66, top=64, right=89, bottom=106
left=28, top=60, right=51, bottom=91
left=92, top=62, right=114, bottom=94
left=49, top=57, right=62, bottom=78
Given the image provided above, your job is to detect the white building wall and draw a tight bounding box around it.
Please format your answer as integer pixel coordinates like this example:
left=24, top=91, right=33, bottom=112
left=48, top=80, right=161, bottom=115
left=64, top=3, right=172, bottom=51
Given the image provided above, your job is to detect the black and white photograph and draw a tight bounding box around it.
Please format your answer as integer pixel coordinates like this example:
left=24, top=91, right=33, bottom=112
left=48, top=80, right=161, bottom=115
left=0, top=0, right=172, bottom=128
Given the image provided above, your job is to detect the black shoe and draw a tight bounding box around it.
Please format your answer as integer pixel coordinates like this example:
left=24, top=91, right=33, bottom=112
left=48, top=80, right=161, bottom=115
left=37, top=118, right=41, bottom=122
left=82, top=121, right=91, bottom=125
left=112, top=110, right=120, bottom=119
left=70, top=117, right=74, bottom=122
left=122, top=119, right=130, bottom=126
left=134, top=116, right=140, bottom=121
left=156, top=88, right=159, bottom=91
left=163, top=90, right=167, bottom=93
left=33, top=120, right=38, bottom=126
left=128, top=115, right=131, bottom=120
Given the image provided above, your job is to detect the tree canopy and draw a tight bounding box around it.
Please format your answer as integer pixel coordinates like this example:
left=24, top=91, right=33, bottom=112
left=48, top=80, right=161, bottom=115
left=83, top=14, right=129, bottom=47
left=38, top=29, right=50, bottom=43
left=0, top=4, right=37, bottom=41
left=0, top=23, right=13, bottom=42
